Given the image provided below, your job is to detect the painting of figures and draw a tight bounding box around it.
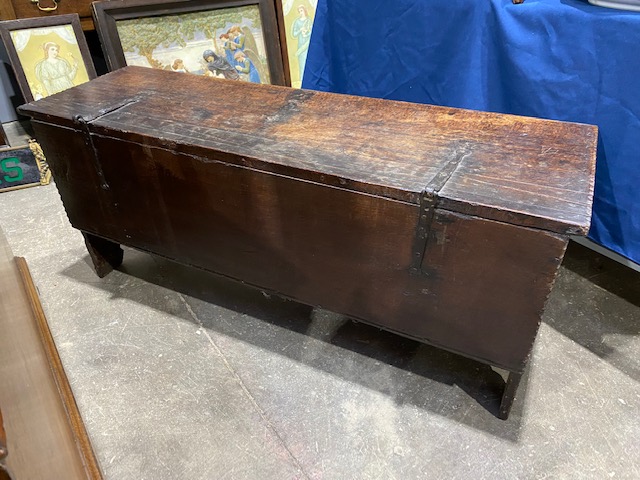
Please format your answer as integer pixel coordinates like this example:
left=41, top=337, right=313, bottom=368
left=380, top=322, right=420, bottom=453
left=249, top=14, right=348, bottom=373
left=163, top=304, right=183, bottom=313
left=0, top=15, right=95, bottom=103
left=280, top=0, right=316, bottom=88
left=115, top=5, right=270, bottom=84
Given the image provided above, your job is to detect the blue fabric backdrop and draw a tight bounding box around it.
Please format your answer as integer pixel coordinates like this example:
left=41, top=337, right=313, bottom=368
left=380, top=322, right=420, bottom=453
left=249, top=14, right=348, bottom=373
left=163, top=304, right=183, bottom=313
left=303, top=0, right=640, bottom=265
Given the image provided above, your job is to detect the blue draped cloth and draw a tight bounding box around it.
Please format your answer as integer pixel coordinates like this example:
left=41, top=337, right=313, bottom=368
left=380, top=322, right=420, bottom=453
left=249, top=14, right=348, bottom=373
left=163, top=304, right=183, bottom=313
left=303, top=0, right=640, bottom=265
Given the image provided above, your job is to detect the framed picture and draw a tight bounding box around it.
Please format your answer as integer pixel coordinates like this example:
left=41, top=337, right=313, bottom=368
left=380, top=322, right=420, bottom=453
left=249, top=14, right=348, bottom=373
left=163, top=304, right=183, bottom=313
left=0, top=15, right=97, bottom=103
left=275, top=0, right=317, bottom=88
left=92, top=0, right=286, bottom=86
left=0, top=141, right=51, bottom=193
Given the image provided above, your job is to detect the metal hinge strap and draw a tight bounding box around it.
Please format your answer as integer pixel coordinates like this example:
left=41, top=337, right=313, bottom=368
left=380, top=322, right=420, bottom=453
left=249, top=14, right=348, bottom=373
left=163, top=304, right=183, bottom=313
left=410, top=142, right=473, bottom=274
left=73, top=115, right=110, bottom=191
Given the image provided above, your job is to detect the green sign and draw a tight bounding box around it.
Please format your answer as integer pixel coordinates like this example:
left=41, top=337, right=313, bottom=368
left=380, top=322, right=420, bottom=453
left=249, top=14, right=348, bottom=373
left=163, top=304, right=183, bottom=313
left=1, top=157, right=24, bottom=183
left=0, top=146, right=42, bottom=191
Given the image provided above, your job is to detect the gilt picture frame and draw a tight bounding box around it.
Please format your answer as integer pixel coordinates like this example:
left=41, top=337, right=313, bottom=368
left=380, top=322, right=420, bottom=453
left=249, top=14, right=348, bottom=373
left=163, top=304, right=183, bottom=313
left=0, top=14, right=97, bottom=103
left=92, top=0, right=286, bottom=86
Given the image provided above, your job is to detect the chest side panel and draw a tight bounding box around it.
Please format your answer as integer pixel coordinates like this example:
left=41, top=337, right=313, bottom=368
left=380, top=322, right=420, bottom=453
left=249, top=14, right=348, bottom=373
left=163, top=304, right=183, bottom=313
left=29, top=122, right=121, bottom=240
left=32, top=118, right=568, bottom=371
left=410, top=209, right=567, bottom=370
left=74, top=131, right=422, bottom=319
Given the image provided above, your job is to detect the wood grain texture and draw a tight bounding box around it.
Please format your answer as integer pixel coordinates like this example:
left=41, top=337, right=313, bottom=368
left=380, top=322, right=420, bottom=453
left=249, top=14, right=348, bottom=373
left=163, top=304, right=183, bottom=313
left=0, top=0, right=18, bottom=20
left=0, top=0, right=96, bottom=29
left=15, top=257, right=103, bottom=479
left=0, top=233, right=102, bottom=479
left=27, top=119, right=567, bottom=370
left=17, top=68, right=597, bottom=415
left=19, top=66, right=597, bottom=234
left=413, top=209, right=567, bottom=369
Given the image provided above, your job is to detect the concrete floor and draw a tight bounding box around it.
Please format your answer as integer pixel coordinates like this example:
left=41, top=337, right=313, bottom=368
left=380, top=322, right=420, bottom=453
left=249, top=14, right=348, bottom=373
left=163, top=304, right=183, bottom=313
left=1, top=182, right=639, bottom=480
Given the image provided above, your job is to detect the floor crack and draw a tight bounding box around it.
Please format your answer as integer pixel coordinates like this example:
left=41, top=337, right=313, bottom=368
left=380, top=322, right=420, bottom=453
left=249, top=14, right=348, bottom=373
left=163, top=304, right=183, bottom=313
left=177, top=293, right=311, bottom=479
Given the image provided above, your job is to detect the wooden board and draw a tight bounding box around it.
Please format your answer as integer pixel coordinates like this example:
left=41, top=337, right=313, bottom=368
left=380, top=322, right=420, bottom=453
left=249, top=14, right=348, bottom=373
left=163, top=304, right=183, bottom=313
left=0, top=230, right=102, bottom=479
left=20, top=66, right=597, bottom=235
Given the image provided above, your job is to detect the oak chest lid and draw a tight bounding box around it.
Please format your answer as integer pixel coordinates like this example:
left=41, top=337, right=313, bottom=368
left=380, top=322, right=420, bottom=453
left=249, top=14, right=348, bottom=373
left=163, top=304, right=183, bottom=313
left=19, top=67, right=597, bottom=235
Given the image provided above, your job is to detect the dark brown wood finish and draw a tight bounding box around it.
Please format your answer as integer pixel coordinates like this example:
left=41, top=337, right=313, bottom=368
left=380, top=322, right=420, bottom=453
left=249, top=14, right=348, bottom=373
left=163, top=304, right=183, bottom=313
left=0, top=0, right=96, bottom=30
left=19, top=67, right=597, bottom=418
left=83, top=232, right=124, bottom=277
left=0, top=124, right=7, bottom=148
left=91, top=0, right=286, bottom=85
left=0, top=14, right=97, bottom=103
left=21, top=67, right=596, bottom=232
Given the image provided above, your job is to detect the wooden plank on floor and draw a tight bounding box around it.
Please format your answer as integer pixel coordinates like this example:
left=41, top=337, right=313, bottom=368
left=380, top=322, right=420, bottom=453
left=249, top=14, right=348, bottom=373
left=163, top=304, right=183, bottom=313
left=0, top=229, right=102, bottom=479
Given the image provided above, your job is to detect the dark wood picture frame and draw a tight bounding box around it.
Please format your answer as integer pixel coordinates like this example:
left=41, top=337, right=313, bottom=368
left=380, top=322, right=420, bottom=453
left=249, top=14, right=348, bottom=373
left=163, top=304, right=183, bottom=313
left=0, top=14, right=97, bottom=103
left=0, top=123, right=8, bottom=148
left=273, top=0, right=291, bottom=87
left=91, top=0, right=286, bottom=86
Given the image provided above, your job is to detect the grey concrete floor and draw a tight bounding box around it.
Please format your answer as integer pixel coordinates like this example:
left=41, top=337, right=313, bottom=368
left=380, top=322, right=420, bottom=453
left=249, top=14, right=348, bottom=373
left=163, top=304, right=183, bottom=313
left=1, top=182, right=639, bottom=480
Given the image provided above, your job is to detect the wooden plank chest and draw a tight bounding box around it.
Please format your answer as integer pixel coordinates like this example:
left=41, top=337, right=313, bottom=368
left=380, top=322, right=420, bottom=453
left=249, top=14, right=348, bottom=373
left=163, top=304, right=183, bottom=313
left=19, top=67, right=597, bottom=419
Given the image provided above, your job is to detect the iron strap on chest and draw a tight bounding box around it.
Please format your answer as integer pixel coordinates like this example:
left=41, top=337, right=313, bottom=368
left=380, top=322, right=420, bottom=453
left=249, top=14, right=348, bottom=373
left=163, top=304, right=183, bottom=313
left=410, top=143, right=472, bottom=274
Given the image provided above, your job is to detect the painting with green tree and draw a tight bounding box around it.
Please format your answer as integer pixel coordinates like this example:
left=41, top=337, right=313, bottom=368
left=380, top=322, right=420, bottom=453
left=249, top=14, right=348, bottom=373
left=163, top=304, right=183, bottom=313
left=116, top=5, right=270, bottom=83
